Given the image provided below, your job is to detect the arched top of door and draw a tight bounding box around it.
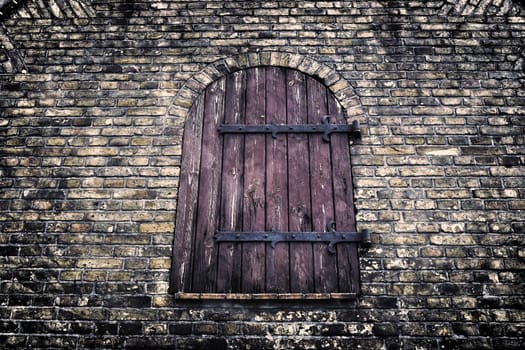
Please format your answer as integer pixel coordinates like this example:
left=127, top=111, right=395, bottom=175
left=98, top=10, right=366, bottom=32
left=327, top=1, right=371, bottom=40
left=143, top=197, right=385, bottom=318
left=169, top=52, right=366, bottom=124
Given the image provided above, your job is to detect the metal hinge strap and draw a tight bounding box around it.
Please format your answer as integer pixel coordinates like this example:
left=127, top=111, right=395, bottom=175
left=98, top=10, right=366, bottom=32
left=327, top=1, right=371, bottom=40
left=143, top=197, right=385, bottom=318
left=214, top=221, right=371, bottom=254
left=218, top=116, right=361, bottom=142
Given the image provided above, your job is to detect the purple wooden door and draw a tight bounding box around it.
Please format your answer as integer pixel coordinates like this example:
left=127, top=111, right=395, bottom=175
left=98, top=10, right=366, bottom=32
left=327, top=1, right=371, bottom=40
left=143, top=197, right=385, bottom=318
left=171, top=67, right=359, bottom=295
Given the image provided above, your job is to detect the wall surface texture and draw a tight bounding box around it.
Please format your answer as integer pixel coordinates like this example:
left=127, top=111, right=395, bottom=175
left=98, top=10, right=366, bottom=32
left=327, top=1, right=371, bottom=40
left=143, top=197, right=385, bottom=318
left=1, top=0, right=525, bottom=349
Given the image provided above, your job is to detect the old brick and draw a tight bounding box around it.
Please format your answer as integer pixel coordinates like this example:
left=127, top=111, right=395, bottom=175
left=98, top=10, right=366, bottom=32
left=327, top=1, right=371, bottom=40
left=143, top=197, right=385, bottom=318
left=426, top=189, right=471, bottom=199
left=399, top=167, right=443, bottom=177
left=430, top=235, right=477, bottom=246
left=473, top=189, right=518, bottom=198
left=119, top=322, right=143, bottom=335
left=416, top=146, right=460, bottom=156
left=138, top=223, right=174, bottom=234
left=110, top=309, right=156, bottom=321
left=0, top=3, right=523, bottom=349
left=113, top=190, right=158, bottom=199
left=76, top=259, right=122, bottom=269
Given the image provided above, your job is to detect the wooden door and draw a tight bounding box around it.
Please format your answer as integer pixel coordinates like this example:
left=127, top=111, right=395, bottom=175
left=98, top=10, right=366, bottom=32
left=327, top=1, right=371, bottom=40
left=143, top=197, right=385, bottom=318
left=171, top=67, right=360, bottom=296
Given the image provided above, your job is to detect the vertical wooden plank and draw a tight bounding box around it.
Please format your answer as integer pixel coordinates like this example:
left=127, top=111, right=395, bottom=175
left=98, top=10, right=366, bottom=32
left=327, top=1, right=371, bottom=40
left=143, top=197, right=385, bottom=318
left=242, top=67, right=266, bottom=293
left=265, top=67, right=290, bottom=293
left=328, top=98, right=360, bottom=294
left=306, top=77, right=338, bottom=293
left=216, top=71, right=245, bottom=293
left=170, top=94, right=205, bottom=293
left=191, top=78, right=225, bottom=293
left=287, top=69, right=315, bottom=293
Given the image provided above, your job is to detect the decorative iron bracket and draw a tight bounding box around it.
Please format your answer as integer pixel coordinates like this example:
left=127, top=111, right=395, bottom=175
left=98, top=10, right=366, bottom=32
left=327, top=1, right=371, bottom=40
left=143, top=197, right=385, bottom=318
left=218, top=115, right=361, bottom=142
left=214, top=221, right=371, bottom=254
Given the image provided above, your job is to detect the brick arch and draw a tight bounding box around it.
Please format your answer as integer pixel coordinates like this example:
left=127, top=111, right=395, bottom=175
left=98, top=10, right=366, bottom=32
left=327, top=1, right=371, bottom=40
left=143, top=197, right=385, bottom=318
left=0, top=0, right=95, bottom=19
left=440, top=0, right=520, bottom=16
left=168, top=52, right=366, bottom=124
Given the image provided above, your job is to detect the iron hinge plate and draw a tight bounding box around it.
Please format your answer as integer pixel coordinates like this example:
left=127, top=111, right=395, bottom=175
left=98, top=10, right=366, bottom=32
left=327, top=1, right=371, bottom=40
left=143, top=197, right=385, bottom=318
left=218, top=115, right=361, bottom=142
left=215, top=221, right=371, bottom=254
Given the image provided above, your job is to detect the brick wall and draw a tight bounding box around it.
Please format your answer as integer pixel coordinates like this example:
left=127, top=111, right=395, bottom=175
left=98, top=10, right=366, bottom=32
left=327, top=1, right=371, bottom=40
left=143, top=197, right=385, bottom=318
left=1, top=1, right=524, bottom=349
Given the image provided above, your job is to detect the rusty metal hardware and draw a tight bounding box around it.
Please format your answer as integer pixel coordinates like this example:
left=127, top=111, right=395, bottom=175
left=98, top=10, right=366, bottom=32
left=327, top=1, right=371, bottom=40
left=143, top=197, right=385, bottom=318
left=218, top=115, right=361, bottom=142
left=214, top=221, right=371, bottom=254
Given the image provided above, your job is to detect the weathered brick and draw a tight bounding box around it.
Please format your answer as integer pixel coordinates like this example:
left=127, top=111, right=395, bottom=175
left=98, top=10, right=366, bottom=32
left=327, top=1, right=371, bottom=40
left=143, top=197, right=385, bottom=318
left=426, top=189, right=471, bottom=199
left=139, top=223, right=174, bottom=233
left=473, top=189, right=519, bottom=198
left=76, top=259, right=122, bottom=269
left=399, top=167, right=443, bottom=177
left=0, top=3, right=523, bottom=350
left=429, top=235, right=477, bottom=246
left=416, top=146, right=460, bottom=156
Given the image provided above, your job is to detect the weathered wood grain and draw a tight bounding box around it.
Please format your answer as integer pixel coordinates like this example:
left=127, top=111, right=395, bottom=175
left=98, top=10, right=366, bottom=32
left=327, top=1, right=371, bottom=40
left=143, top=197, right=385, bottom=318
left=306, top=76, right=338, bottom=293
left=329, top=97, right=360, bottom=294
left=265, top=67, right=290, bottom=293
left=191, top=78, right=225, bottom=292
left=170, top=93, right=205, bottom=292
left=217, top=71, right=245, bottom=293
left=242, top=67, right=266, bottom=293
left=286, top=69, right=314, bottom=293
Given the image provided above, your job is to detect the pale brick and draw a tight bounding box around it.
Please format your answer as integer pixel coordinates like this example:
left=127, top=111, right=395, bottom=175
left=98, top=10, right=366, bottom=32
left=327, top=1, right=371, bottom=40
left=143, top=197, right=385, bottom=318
left=139, top=223, right=175, bottom=234
left=371, top=146, right=415, bottom=155
left=76, top=259, right=122, bottom=269
left=399, top=167, right=443, bottom=177
left=429, top=235, right=477, bottom=245
left=426, top=189, right=471, bottom=199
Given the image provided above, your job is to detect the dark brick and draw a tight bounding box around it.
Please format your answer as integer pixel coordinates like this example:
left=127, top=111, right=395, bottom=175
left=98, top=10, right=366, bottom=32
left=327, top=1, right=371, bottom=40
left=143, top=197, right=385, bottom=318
left=452, top=323, right=479, bottom=336
left=506, top=324, right=525, bottom=337
left=177, top=337, right=229, bottom=350
left=436, top=283, right=461, bottom=295
left=193, top=323, right=217, bottom=335
left=94, top=322, right=119, bottom=335
left=104, top=65, right=123, bottom=73
left=27, top=335, right=78, bottom=349
left=45, top=282, right=93, bottom=294
left=128, top=296, right=152, bottom=308
left=82, top=336, right=122, bottom=349
left=20, top=321, right=55, bottom=334
left=439, top=338, right=492, bottom=350
left=123, top=336, right=177, bottom=350
left=1, top=82, right=22, bottom=91
left=23, top=222, right=46, bottom=233
left=72, top=117, right=93, bottom=127
left=8, top=294, right=32, bottom=306
left=373, top=323, right=399, bottom=336
left=22, top=190, right=65, bottom=200
left=491, top=339, right=525, bottom=350
left=169, top=323, right=192, bottom=335
left=0, top=245, right=18, bottom=256
left=32, top=295, right=56, bottom=307
left=320, top=323, right=346, bottom=336
left=374, top=296, right=399, bottom=308
left=0, top=335, right=27, bottom=348
left=501, top=156, right=521, bottom=167
left=58, top=307, right=105, bottom=321
left=119, top=322, right=143, bottom=336
left=69, top=322, right=93, bottom=335
left=399, top=337, right=440, bottom=350
left=242, top=322, right=267, bottom=336
left=204, top=338, right=228, bottom=350
left=479, top=323, right=505, bottom=337
left=0, top=321, right=19, bottom=333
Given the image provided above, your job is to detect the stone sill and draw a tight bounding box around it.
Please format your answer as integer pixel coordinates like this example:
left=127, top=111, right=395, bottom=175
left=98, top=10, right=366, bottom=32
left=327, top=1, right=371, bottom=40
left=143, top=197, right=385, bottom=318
left=174, top=293, right=357, bottom=300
